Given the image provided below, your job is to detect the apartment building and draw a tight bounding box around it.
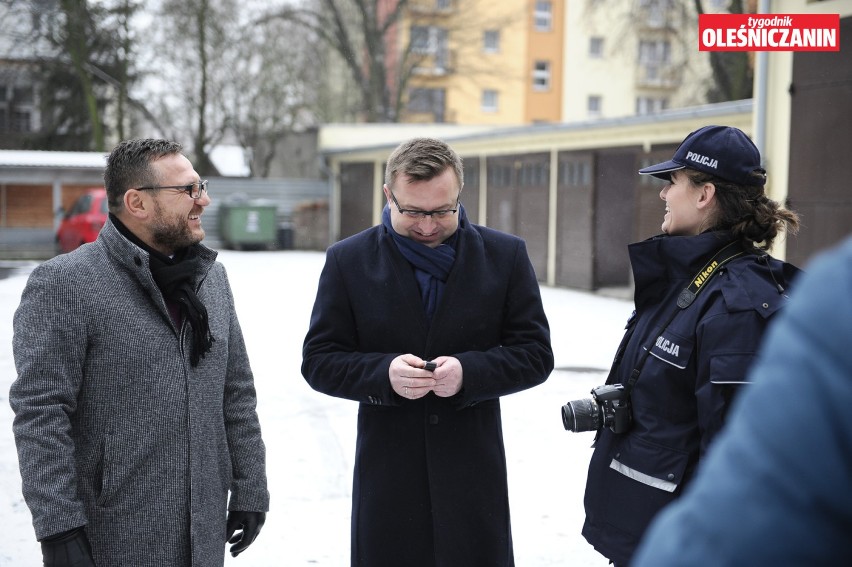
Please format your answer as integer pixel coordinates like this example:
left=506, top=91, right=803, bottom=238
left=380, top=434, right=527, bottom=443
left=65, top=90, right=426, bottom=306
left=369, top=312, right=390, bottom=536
left=396, top=0, right=565, bottom=124
left=388, top=0, right=747, bottom=125
left=563, top=0, right=728, bottom=122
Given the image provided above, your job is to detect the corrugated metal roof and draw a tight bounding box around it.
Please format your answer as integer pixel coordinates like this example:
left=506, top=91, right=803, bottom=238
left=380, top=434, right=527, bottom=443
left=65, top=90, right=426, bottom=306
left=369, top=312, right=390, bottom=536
left=0, top=150, right=108, bottom=169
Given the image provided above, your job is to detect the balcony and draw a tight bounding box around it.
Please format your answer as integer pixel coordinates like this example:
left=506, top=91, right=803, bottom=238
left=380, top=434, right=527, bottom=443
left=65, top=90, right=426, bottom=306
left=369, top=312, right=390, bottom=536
left=635, top=63, right=681, bottom=89
left=408, top=0, right=455, bottom=16
left=411, top=50, right=456, bottom=76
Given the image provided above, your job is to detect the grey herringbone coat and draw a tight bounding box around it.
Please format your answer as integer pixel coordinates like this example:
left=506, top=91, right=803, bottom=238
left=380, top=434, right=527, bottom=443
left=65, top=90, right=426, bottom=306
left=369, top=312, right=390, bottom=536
left=10, top=219, right=269, bottom=566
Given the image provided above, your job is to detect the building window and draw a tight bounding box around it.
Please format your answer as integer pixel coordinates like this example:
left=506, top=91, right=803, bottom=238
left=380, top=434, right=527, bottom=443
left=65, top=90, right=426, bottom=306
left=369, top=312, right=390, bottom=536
left=411, top=26, right=432, bottom=53
left=10, top=110, right=32, bottom=132
left=483, top=30, right=500, bottom=53
left=14, top=86, right=34, bottom=104
left=481, top=89, right=498, bottom=112
left=636, top=96, right=669, bottom=115
left=410, top=25, right=449, bottom=71
left=589, top=36, right=604, bottom=58
left=587, top=95, right=602, bottom=117
left=0, top=84, right=35, bottom=133
left=639, top=0, right=674, bottom=27
left=638, top=39, right=671, bottom=84
left=639, top=39, right=671, bottom=64
left=407, top=88, right=446, bottom=122
left=436, top=0, right=451, bottom=9
left=533, top=61, right=551, bottom=91
left=534, top=1, right=552, bottom=31
left=411, top=26, right=447, bottom=53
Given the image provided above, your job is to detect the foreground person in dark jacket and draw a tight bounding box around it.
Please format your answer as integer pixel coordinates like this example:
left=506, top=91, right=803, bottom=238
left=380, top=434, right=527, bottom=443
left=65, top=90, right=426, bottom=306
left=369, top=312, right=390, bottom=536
left=577, top=125, right=801, bottom=566
left=10, top=139, right=269, bottom=566
left=302, top=137, right=553, bottom=567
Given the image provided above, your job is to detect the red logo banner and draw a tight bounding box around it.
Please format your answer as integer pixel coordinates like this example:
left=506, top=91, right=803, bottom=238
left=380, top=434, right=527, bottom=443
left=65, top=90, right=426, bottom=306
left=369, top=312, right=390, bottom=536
left=698, top=13, right=840, bottom=51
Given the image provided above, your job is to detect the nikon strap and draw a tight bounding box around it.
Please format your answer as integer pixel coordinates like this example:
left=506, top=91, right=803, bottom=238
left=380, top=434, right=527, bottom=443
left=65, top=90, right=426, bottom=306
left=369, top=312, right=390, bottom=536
left=676, top=240, right=746, bottom=308
left=622, top=240, right=748, bottom=394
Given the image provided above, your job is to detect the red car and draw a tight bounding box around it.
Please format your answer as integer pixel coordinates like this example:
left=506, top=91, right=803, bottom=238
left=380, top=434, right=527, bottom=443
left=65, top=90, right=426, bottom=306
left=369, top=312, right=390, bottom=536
left=56, top=187, right=108, bottom=254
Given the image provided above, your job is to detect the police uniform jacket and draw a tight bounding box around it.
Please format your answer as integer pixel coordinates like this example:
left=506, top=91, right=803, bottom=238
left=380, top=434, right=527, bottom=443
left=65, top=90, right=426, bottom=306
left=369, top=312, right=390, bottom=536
left=581, top=230, right=800, bottom=566
left=301, top=217, right=553, bottom=567
left=632, top=237, right=852, bottom=566
left=10, top=219, right=270, bottom=566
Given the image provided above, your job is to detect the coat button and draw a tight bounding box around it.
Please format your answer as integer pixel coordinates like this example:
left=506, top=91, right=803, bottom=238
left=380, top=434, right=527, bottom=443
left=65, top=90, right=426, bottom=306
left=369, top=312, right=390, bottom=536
left=429, top=414, right=439, bottom=425
left=667, top=473, right=675, bottom=480
left=762, top=302, right=769, bottom=309
left=134, top=256, right=142, bottom=266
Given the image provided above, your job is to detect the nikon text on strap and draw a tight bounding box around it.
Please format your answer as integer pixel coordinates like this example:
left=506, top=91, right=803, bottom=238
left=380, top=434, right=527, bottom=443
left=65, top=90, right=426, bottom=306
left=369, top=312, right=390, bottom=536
left=676, top=240, right=745, bottom=308
left=622, top=240, right=747, bottom=395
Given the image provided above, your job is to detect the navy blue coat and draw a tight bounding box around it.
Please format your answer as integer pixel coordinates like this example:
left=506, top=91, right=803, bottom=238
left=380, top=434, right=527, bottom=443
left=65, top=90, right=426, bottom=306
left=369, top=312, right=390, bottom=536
left=301, top=218, right=553, bottom=567
left=632, top=237, right=852, bottom=566
left=582, top=231, right=801, bottom=566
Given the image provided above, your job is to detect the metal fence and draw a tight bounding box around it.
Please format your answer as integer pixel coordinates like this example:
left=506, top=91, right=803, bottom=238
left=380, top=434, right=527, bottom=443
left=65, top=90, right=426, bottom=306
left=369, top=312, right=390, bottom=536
left=202, top=177, right=330, bottom=249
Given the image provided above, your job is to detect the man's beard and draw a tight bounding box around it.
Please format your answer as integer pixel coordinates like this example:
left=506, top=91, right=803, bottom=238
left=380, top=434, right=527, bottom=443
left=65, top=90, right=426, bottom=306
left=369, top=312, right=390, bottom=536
left=150, top=199, right=204, bottom=253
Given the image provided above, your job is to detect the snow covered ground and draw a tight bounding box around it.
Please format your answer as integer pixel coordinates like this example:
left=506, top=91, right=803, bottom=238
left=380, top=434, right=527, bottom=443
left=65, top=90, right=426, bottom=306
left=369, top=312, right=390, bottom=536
left=0, top=250, right=633, bottom=566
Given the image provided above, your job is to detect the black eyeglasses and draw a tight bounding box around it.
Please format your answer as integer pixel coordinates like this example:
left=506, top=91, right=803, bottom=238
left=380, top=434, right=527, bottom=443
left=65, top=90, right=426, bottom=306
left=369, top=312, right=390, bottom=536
left=136, top=180, right=208, bottom=200
left=389, top=190, right=459, bottom=219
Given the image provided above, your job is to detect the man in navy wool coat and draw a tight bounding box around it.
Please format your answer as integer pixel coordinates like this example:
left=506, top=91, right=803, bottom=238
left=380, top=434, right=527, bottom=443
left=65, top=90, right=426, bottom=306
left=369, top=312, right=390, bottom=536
left=302, top=137, right=554, bottom=567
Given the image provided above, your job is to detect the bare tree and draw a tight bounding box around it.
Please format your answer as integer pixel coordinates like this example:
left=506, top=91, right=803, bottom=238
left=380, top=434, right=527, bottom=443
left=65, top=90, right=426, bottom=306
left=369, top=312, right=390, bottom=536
left=255, top=0, right=404, bottom=122
left=108, top=0, right=139, bottom=140
left=149, top=0, right=243, bottom=174
left=694, top=0, right=753, bottom=102
left=4, top=0, right=140, bottom=151
left=259, top=0, right=521, bottom=123
left=141, top=0, right=333, bottom=176
left=59, top=0, right=106, bottom=149
left=221, top=16, right=324, bottom=177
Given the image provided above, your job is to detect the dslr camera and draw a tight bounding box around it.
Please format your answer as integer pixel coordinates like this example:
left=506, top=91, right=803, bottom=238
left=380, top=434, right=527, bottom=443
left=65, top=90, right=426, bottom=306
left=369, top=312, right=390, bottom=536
left=562, top=384, right=632, bottom=434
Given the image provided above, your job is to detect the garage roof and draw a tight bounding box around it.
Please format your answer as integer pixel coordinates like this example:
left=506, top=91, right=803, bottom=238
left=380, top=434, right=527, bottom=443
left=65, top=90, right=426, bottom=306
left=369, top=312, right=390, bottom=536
left=0, top=150, right=107, bottom=169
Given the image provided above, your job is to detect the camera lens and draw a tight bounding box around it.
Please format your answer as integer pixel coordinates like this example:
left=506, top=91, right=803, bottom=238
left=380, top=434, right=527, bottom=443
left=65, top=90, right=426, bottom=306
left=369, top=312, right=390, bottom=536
left=561, top=403, right=578, bottom=430
left=563, top=398, right=600, bottom=432
left=562, top=398, right=602, bottom=432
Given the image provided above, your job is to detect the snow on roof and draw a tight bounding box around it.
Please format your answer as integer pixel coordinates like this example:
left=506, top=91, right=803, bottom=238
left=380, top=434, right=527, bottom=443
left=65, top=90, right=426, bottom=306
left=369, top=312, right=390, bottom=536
left=208, top=145, right=250, bottom=177
left=0, top=150, right=108, bottom=169
left=0, top=146, right=249, bottom=176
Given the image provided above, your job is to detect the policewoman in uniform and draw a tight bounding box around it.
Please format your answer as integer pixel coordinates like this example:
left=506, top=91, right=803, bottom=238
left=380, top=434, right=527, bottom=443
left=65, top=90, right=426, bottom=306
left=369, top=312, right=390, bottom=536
left=577, top=125, right=801, bottom=566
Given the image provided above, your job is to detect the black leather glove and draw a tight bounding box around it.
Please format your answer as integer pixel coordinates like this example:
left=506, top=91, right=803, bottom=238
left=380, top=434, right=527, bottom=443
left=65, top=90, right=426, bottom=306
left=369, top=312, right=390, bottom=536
left=226, top=511, right=266, bottom=557
left=40, top=526, right=96, bottom=567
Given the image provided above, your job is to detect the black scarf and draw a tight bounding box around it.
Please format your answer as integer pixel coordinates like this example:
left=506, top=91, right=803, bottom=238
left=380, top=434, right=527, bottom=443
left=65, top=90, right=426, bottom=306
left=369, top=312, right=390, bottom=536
left=111, top=214, right=214, bottom=366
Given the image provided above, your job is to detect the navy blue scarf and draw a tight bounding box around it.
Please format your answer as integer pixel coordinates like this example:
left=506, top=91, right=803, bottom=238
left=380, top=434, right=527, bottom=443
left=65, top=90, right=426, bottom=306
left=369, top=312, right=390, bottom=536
left=381, top=204, right=465, bottom=322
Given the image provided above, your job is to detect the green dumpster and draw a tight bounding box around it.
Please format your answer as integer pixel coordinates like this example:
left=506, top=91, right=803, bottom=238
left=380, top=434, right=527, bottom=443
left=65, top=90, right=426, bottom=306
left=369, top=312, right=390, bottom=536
left=218, top=200, right=278, bottom=250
